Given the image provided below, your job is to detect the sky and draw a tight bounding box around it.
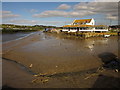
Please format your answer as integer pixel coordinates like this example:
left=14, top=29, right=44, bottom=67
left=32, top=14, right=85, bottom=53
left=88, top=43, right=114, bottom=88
left=1, top=1, right=119, bottom=26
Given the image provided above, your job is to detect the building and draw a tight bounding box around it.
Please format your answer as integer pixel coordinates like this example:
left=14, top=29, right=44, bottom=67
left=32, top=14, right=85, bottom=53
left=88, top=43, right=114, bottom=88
left=62, top=18, right=108, bottom=33
left=109, top=25, right=120, bottom=32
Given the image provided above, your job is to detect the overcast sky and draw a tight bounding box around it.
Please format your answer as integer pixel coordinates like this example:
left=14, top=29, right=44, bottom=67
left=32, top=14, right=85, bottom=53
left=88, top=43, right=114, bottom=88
left=1, top=1, right=119, bottom=26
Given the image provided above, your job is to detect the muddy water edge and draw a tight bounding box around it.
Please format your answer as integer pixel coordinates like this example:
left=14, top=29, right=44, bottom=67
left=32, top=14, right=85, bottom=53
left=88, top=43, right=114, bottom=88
left=2, top=32, right=120, bottom=88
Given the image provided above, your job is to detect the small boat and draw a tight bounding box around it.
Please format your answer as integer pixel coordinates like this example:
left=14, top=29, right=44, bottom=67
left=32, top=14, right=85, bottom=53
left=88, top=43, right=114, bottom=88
left=104, top=35, right=110, bottom=38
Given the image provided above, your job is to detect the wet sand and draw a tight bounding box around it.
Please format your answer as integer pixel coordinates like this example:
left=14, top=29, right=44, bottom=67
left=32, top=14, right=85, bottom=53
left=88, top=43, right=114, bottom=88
left=2, top=32, right=120, bottom=88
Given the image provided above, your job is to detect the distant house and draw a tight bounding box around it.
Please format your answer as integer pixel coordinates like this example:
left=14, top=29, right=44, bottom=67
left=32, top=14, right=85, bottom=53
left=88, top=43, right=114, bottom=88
left=109, top=25, right=120, bottom=32
left=62, top=18, right=108, bottom=33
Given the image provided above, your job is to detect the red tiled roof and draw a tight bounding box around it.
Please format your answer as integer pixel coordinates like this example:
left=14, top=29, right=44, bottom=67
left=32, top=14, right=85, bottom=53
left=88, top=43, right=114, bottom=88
left=63, top=24, right=93, bottom=27
left=73, top=19, right=92, bottom=24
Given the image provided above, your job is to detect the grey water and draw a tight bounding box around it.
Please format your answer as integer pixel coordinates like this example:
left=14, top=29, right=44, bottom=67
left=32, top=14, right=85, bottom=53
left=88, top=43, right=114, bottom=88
left=1, top=31, right=37, bottom=43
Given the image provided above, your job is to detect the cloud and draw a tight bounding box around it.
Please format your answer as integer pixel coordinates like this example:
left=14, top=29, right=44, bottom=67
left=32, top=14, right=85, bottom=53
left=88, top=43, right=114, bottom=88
left=33, top=10, right=96, bottom=18
left=4, top=19, right=38, bottom=25
left=94, top=0, right=120, bottom=2
left=2, top=14, right=20, bottom=19
left=41, top=21, right=71, bottom=25
left=30, top=9, right=38, bottom=13
left=74, top=2, right=118, bottom=12
left=1, top=10, right=20, bottom=19
left=106, top=14, right=118, bottom=20
left=33, top=10, right=68, bottom=17
left=74, top=2, right=118, bottom=20
left=3, top=19, right=71, bottom=26
left=57, top=4, right=71, bottom=10
left=37, top=21, right=72, bottom=26
left=2, top=0, right=119, bottom=2
left=2, top=11, right=11, bottom=14
left=33, top=2, right=118, bottom=20
left=70, top=10, right=95, bottom=17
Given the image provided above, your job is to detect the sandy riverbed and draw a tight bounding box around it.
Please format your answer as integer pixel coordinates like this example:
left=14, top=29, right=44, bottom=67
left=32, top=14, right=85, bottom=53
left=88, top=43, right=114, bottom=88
left=2, top=32, right=120, bottom=88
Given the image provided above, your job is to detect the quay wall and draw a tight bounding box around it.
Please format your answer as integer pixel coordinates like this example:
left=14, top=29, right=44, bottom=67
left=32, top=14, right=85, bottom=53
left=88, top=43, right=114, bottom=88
left=45, top=29, right=118, bottom=38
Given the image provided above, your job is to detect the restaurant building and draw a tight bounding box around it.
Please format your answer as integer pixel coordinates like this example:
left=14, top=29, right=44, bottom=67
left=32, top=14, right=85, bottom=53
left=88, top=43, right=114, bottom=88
left=62, top=18, right=108, bottom=33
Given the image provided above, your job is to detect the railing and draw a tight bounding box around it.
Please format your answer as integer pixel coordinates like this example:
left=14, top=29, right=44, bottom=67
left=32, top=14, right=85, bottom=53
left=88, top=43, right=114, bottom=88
left=62, top=29, right=108, bottom=32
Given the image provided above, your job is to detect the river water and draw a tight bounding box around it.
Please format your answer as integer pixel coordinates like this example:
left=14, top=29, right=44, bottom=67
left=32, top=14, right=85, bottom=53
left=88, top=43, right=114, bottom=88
left=1, top=31, right=38, bottom=43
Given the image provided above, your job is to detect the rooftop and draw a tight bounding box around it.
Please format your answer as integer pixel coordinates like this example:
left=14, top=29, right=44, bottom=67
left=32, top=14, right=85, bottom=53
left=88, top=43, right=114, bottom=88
left=73, top=19, right=92, bottom=24
left=63, top=24, right=93, bottom=27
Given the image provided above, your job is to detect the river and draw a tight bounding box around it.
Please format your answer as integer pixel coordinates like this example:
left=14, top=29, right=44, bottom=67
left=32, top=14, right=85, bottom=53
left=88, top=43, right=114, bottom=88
left=2, top=31, right=120, bottom=88
left=2, top=31, right=39, bottom=43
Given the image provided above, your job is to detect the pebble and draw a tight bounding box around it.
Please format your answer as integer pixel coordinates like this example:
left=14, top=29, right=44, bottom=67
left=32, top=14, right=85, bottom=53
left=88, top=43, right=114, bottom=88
left=34, top=75, right=39, bottom=77
left=42, top=79, right=49, bottom=83
left=29, top=64, right=33, bottom=68
left=115, top=69, right=119, bottom=72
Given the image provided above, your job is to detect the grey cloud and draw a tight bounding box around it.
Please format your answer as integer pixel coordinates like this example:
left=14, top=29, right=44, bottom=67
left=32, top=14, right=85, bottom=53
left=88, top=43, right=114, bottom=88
left=106, top=14, right=118, bottom=20
left=33, top=2, right=118, bottom=20
left=74, top=2, right=118, bottom=20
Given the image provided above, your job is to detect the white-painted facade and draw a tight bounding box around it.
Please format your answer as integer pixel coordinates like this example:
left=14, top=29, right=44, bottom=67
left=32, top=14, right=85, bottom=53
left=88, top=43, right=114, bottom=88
left=85, top=18, right=95, bottom=25
left=62, top=18, right=108, bottom=32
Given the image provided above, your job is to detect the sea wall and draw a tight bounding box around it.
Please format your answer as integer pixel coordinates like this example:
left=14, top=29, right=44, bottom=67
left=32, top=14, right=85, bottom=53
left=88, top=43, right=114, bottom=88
left=46, top=29, right=118, bottom=38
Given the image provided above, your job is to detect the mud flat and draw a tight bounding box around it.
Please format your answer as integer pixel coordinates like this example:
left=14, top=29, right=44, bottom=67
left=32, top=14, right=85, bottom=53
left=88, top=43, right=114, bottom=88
left=2, top=32, right=120, bottom=88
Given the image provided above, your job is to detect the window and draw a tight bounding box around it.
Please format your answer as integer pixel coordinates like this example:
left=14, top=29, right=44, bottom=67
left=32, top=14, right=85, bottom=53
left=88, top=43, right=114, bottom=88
left=74, top=23, right=78, bottom=25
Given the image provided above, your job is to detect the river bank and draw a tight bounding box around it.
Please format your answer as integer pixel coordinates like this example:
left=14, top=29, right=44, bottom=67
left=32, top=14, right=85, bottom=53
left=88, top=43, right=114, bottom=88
left=2, top=31, right=120, bottom=88
left=2, top=30, right=40, bottom=42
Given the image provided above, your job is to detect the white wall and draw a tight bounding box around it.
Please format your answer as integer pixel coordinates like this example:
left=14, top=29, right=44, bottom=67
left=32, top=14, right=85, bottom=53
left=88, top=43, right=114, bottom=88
left=62, top=29, right=108, bottom=32
left=86, top=18, right=95, bottom=25
left=62, top=29, right=69, bottom=31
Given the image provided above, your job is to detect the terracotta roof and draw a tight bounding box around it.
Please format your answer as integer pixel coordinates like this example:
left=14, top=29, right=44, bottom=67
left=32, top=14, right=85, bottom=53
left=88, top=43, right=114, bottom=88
left=63, top=25, right=108, bottom=28
left=63, top=25, right=93, bottom=27
left=73, top=19, right=92, bottom=24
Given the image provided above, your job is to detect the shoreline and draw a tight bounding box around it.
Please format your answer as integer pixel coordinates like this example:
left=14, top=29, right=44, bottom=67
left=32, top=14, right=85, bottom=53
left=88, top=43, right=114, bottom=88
left=2, top=32, right=120, bottom=88
left=3, top=31, right=38, bottom=44
left=2, top=31, right=41, bottom=53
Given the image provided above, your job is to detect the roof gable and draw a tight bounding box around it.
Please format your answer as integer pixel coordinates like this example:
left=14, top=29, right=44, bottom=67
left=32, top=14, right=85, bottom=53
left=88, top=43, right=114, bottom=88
left=73, top=19, right=92, bottom=24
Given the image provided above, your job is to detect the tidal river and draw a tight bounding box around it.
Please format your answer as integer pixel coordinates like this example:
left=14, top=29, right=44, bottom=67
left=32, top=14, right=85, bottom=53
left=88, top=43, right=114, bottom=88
left=2, top=31, right=120, bottom=88
left=2, top=31, right=119, bottom=74
left=2, top=31, right=38, bottom=42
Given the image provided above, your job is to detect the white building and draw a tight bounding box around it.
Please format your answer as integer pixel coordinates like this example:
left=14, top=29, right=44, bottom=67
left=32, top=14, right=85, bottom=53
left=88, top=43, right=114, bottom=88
left=62, top=18, right=108, bottom=32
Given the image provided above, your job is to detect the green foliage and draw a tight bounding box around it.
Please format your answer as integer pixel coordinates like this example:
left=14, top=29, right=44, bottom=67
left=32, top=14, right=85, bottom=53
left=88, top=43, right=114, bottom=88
left=109, top=29, right=119, bottom=32
left=1, top=24, right=56, bottom=31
